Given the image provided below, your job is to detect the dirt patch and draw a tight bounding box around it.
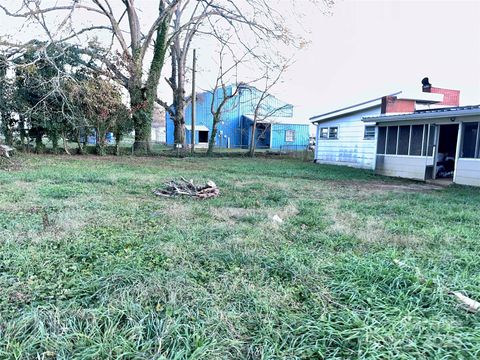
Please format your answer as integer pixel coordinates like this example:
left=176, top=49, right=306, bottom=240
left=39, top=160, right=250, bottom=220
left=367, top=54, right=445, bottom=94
left=323, top=179, right=444, bottom=195
left=212, top=207, right=260, bottom=225
left=275, top=204, right=299, bottom=220
left=153, top=202, right=194, bottom=223
left=327, top=201, right=422, bottom=247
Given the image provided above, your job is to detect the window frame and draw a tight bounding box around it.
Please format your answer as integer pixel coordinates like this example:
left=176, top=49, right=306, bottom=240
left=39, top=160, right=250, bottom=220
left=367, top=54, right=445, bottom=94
left=364, top=125, right=376, bottom=140
left=319, top=127, right=329, bottom=139
left=328, top=127, right=338, bottom=140
left=285, top=129, right=295, bottom=143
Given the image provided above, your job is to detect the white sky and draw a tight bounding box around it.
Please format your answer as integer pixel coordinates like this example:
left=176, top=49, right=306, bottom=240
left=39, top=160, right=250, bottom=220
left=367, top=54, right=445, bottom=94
left=1, top=0, right=479, bottom=123
left=279, top=0, right=480, bottom=120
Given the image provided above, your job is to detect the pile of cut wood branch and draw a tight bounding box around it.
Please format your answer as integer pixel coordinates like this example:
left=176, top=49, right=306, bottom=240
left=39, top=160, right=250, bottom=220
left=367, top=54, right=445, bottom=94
left=153, top=178, right=220, bottom=200
left=0, top=145, right=21, bottom=171
left=0, top=145, right=14, bottom=158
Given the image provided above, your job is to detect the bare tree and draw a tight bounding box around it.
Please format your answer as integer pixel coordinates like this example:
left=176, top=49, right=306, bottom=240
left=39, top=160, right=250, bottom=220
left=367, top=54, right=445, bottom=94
left=248, top=63, right=290, bottom=157
left=205, top=39, right=250, bottom=155
left=161, top=1, right=210, bottom=148
left=1, top=0, right=334, bottom=153
left=0, top=0, right=179, bottom=152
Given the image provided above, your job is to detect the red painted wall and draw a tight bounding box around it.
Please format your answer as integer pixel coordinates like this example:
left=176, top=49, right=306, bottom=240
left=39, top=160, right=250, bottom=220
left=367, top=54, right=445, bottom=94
left=429, top=87, right=460, bottom=106
left=381, top=96, right=415, bottom=114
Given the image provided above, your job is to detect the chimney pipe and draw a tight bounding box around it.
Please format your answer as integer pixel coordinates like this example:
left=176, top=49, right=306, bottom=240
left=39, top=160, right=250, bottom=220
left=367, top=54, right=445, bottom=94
left=422, top=77, right=432, bottom=93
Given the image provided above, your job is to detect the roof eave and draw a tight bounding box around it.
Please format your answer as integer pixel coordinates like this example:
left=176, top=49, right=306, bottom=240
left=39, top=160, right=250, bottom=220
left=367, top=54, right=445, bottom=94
left=363, top=109, right=480, bottom=123
left=311, top=103, right=381, bottom=124
left=310, top=91, right=402, bottom=124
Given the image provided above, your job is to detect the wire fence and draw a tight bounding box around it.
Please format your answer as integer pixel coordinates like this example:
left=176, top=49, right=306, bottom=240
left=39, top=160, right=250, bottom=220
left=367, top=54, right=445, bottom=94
left=2, top=133, right=314, bottom=161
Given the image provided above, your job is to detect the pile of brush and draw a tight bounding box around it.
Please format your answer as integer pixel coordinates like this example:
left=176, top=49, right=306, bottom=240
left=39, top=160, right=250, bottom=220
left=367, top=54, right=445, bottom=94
left=0, top=145, right=14, bottom=158
left=153, top=178, right=220, bottom=200
left=0, top=145, right=21, bottom=171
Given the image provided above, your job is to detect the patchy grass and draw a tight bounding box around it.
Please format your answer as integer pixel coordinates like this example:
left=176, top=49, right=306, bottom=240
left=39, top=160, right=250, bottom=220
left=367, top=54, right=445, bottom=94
left=0, top=154, right=479, bottom=359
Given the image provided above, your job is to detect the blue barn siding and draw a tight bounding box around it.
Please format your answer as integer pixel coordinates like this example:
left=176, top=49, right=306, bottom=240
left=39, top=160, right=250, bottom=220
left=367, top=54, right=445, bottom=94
left=271, top=124, right=310, bottom=150
left=166, top=85, right=298, bottom=148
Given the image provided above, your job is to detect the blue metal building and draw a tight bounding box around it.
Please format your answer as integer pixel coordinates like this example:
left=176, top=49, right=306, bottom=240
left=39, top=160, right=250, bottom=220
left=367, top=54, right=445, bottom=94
left=166, top=85, right=309, bottom=150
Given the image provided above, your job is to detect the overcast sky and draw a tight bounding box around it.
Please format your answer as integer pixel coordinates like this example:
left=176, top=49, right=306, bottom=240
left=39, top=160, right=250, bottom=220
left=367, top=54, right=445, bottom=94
left=277, top=0, right=480, bottom=120
left=1, top=0, right=479, bottom=123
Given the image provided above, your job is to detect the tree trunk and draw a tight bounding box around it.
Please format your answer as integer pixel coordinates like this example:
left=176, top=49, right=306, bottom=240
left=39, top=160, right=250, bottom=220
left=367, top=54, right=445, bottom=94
left=96, top=127, right=107, bottom=156
left=34, top=128, right=45, bottom=153
left=115, top=132, right=123, bottom=156
left=76, top=130, right=84, bottom=155
left=19, top=116, right=26, bottom=150
left=130, top=80, right=152, bottom=154
left=1, top=113, right=13, bottom=145
left=131, top=12, right=170, bottom=154
left=51, top=133, right=59, bottom=154
left=248, top=120, right=257, bottom=157
left=207, top=116, right=220, bottom=156
left=62, top=130, right=71, bottom=155
left=173, top=115, right=185, bottom=147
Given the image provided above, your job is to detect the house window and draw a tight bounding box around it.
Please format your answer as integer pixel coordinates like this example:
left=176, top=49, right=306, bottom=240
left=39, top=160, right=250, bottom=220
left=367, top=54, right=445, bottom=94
left=461, top=122, right=479, bottom=158
left=285, top=130, right=295, bottom=142
left=329, top=127, right=338, bottom=139
left=320, top=127, right=328, bottom=139
left=364, top=126, right=376, bottom=140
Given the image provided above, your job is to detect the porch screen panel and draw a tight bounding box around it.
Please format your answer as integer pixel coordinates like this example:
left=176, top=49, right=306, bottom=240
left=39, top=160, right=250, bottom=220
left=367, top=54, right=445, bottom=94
left=422, top=125, right=429, bottom=156
left=377, top=127, right=387, bottom=154
left=427, top=125, right=436, bottom=156
left=461, top=122, right=479, bottom=158
left=386, top=126, right=398, bottom=155
left=397, top=126, right=410, bottom=155
left=410, top=125, right=424, bottom=156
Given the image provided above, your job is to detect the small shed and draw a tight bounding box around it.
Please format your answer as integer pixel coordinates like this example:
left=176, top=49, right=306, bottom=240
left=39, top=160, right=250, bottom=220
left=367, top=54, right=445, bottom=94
left=310, top=93, right=400, bottom=169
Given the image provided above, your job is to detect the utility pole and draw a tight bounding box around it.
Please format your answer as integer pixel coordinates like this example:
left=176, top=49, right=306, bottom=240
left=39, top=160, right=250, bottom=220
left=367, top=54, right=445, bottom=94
left=191, top=49, right=196, bottom=154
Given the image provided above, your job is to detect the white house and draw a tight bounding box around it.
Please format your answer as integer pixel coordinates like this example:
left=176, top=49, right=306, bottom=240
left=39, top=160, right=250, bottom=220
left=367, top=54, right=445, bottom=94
left=310, top=92, right=400, bottom=170
left=311, top=79, right=480, bottom=187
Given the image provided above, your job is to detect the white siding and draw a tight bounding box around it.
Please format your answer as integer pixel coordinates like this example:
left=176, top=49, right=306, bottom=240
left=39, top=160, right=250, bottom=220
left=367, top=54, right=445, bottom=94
left=315, top=106, right=380, bottom=170
left=375, top=155, right=426, bottom=180
left=455, top=159, right=480, bottom=187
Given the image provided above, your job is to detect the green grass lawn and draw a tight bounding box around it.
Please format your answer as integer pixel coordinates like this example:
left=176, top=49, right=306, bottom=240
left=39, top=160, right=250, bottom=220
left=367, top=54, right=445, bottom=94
left=1, top=155, right=479, bottom=359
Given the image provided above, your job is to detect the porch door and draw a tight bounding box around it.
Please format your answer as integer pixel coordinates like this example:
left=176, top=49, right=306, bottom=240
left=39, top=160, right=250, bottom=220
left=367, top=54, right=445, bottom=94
left=425, top=124, right=438, bottom=179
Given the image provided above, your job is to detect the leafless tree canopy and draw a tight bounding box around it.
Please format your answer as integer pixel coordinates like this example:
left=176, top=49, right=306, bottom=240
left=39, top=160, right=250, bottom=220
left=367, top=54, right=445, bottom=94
left=0, top=0, right=333, bottom=150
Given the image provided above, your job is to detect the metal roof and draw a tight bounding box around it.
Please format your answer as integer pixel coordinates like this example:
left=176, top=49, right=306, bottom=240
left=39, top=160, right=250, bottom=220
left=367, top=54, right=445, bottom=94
left=362, top=105, right=480, bottom=123
left=310, top=91, right=402, bottom=123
